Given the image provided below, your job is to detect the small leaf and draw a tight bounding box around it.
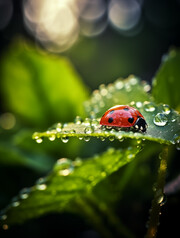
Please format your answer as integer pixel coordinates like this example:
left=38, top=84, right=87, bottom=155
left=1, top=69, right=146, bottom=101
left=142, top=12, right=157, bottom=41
left=0, top=38, right=89, bottom=127
left=152, top=48, right=180, bottom=111
left=0, top=146, right=141, bottom=226
left=32, top=101, right=180, bottom=145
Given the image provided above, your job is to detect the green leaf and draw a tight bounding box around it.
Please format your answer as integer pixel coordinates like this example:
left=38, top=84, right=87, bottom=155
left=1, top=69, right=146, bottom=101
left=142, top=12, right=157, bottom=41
left=0, top=38, right=89, bottom=127
left=0, top=146, right=141, bottom=226
left=152, top=48, right=180, bottom=111
left=84, top=75, right=152, bottom=118
left=0, top=130, right=54, bottom=172
left=32, top=75, right=180, bottom=145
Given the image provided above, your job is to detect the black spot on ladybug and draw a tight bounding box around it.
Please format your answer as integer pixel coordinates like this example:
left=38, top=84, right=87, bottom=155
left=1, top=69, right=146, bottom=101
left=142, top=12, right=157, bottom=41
left=108, top=117, right=114, bottom=123
left=128, top=117, right=134, bottom=123
left=123, top=107, right=129, bottom=111
left=109, top=110, right=115, bottom=114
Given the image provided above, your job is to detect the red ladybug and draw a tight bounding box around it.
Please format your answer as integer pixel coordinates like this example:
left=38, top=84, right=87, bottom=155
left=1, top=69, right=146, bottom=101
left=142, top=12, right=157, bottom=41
left=100, top=105, right=147, bottom=132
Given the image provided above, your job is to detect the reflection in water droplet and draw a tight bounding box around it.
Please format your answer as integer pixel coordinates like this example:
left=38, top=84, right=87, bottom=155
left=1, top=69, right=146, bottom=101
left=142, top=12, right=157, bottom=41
left=173, top=134, right=180, bottom=150
left=84, top=136, right=90, bottom=142
left=83, top=118, right=91, bottom=126
left=0, top=214, right=7, bottom=221
left=162, top=104, right=171, bottom=115
left=100, top=136, right=105, bottom=141
left=36, top=138, right=43, bottom=143
left=19, top=188, right=30, bottom=199
left=11, top=199, right=20, bottom=207
left=61, top=135, right=69, bottom=143
left=57, top=158, right=74, bottom=176
left=74, top=116, right=82, bottom=125
left=84, top=126, right=94, bottom=134
left=144, top=102, right=156, bottom=112
left=115, top=80, right=124, bottom=90
left=56, top=123, right=62, bottom=132
left=136, top=101, right=142, bottom=108
left=153, top=113, right=168, bottom=126
left=109, top=136, right=115, bottom=142
left=129, top=76, right=138, bottom=85
left=36, top=184, right=47, bottom=191
left=48, top=134, right=56, bottom=141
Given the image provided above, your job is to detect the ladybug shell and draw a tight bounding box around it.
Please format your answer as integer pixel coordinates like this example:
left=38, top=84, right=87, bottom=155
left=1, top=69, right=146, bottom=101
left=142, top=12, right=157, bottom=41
left=100, top=105, right=145, bottom=128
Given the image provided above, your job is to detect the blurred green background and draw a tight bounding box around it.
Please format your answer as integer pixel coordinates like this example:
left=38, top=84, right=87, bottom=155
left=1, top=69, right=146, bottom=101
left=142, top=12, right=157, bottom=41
left=0, top=0, right=180, bottom=237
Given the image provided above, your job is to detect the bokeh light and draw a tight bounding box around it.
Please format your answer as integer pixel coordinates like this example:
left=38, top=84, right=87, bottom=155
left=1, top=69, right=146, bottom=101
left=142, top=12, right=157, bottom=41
left=23, top=0, right=108, bottom=52
left=0, top=112, right=16, bottom=130
left=23, top=0, right=79, bottom=52
left=108, top=0, right=141, bottom=32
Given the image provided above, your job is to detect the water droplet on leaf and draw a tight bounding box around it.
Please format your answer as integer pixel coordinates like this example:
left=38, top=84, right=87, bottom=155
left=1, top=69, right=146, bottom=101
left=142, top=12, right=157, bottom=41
left=162, top=104, right=171, bottom=115
left=36, top=184, right=47, bottom=191
left=57, top=158, right=74, bottom=176
left=74, top=116, right=82, bottom=125
left=56, top=123, right=62, bottom=132
left=84, top=136, right=90, bottom=142
left=36, top=137, right=43, bottom=143
left=153, top=113, right=168, bottom=126
left=144, top=102, right=156, bottom=112
left=61, top=135, right=69, bottom=143
left=173, top=134, right=180, bottom=150
left=109, top=136, right=115, bottom=142
left=136, top=101, right=142, bottom=108
left=84, top=126, right=94, bottom=134
left=48, top=134, right=56, bottom=141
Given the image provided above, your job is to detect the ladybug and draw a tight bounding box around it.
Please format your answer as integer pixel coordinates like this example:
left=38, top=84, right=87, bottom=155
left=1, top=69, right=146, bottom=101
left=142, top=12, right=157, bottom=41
left=100, top=105, right=147, bottom=132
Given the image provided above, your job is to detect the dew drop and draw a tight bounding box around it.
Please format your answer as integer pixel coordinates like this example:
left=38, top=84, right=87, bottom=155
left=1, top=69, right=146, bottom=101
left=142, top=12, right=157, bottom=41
left=129, top=76, right=138, bottom=85
left=136, top=101, right=142, bottom=108
left=100, top=136, right=106, bottom=141
left=144, top=102, right=156, bottom=112
left=19, top=188, right=30, bottom=199
left=115, top=80, right=124, bottom=90
left=171, top=115, right=176, bottom=122
left=162, top=104, right=171, bottom=115
left=35, top=178, right=47, bottom=190
left=0, top=214, right=7, bottom=221
left=12, top=200, right=20, bottom=207
left=84, top=136, right=90, bottom=142
left=83, top=118, right=91, bottom=126
left=56, top=123, right=62, bottom=132
left=61, top=135, right=69, bottom=143
left=109, top=136, right=115, bottom=142
left=70, top=129, right=76, bottom=134
left=48, top=134, right=56, bottom=141
left=36, top=137, right=43, bottom=143
left=74, top=116, right=82, bottom=125
left=143, top=84, right=151, bottom=92
left=173, top=134, right=180, bottom=150
left=125, top=83, right=132, bottom=92
left=57, top=158, right=74, bottom=176
left=91, top=119, right=99, bottom=127
left=157, top=194, right=165, bottom=206
left=36, top=184, right=47, bottom=191
left=153, top=113, right=168, bottom=126
left=84, top=126, right=94, bottom=134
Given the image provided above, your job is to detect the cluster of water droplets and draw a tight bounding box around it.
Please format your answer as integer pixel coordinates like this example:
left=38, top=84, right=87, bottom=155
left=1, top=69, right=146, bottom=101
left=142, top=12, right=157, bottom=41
left=84, top=76, right=151, bottom=117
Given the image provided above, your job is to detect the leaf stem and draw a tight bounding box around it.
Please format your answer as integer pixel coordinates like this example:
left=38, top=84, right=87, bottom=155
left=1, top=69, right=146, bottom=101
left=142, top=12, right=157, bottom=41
left=145, top=146, right=168, bottom=238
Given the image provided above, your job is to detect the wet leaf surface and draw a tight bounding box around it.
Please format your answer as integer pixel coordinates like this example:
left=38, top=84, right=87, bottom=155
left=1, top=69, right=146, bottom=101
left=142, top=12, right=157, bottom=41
left=0, top=146, right=141, bottom=226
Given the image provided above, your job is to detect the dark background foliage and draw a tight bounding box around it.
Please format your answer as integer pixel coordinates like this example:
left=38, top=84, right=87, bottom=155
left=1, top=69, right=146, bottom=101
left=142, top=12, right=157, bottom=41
left=0, top=0, right=180, bottom=238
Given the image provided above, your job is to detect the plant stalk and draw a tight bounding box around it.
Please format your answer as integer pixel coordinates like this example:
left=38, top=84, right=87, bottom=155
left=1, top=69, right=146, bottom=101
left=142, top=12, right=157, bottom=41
left=145, top=146, right=168, bottom=238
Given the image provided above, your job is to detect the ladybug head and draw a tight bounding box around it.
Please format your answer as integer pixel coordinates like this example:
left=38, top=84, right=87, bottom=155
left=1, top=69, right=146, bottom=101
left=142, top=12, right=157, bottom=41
left=134, top=117, right=147, bottom=132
